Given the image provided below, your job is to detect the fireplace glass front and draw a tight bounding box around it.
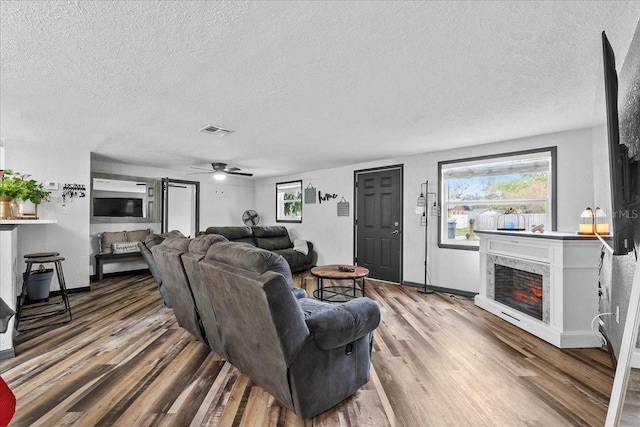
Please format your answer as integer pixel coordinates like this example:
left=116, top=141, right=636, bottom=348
left=494, top=264, right=543, bottom=320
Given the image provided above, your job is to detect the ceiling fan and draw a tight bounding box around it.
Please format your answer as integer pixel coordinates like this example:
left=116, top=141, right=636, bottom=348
left=187, top=162, right=253, bottom=180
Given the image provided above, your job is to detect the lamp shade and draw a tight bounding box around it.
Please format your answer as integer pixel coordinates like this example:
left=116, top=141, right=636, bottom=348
left=579, top=207, right=595, bottom=234
left=594, top=207, right=610, bottom=234
left=431, top=202, right=440, bottom=216
left=416, top=192, right=426, bottom=207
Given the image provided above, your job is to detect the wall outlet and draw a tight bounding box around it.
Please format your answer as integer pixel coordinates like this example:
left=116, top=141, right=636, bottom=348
left=616, top=306, right=620, bottom=324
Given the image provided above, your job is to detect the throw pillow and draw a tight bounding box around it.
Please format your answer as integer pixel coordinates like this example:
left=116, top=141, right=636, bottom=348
left=126, top=229, right=151, bottom=243
left=293, top=239, right=309, bottom=255
left=100, top=231, right=126, bottom=254
left=112, top=241, right=141, bottom=254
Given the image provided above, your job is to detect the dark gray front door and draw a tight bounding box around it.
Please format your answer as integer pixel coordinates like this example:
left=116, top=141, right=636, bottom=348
left=355, top=166, right=403, bottom=282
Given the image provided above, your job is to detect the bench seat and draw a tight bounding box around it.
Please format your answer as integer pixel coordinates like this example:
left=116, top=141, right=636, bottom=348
left=95, top=252, right=144, bottom=281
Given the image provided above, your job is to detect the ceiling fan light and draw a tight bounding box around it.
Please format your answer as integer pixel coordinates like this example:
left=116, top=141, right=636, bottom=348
left=213, top=172, right=226, bottom=181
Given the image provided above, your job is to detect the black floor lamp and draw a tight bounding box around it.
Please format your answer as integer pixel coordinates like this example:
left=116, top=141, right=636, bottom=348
left=416, top=180, right=440, bottom=294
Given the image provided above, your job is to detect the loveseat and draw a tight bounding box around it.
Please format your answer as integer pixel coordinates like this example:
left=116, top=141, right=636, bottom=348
left=151, top=233, right=381, bottom=419
left=202, top=225, right=314, bottom=273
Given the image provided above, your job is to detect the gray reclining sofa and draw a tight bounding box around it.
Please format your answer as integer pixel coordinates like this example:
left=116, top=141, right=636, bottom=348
left=150, top=233, right=381, bottom=419
left=202, top=225, right=314, bottom=273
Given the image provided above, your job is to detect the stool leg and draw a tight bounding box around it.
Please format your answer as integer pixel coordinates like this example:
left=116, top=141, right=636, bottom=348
left=54, top=260, right=72, bottom=321
left=15, top=262, right=34, bottom=331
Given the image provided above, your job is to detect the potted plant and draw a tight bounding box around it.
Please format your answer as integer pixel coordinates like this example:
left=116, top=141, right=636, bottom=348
left=0, top=170, right=50, bottom=219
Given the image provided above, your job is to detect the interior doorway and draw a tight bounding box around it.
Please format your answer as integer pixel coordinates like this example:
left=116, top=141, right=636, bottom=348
left=354, top=165, right=403, bottom=283
left=161, top=178, right=200, bottom=237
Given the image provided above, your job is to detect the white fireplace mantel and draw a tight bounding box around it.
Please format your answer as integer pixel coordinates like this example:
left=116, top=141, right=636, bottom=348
left=474, top=230, right=603, bottom=348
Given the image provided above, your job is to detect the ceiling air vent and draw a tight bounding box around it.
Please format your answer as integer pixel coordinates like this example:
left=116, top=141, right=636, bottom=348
left=199, top=125, right=233, bottom=136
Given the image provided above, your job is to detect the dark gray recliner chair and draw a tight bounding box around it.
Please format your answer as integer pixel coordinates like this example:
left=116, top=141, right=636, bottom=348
left=180, top=234, right=231, bottom=356
left=194, top=242, right=380, bottom=419
left=138, top=230, right=185, bottom=308
left=151, top=235, right=227, bottom=345
left=152, top=234, right=307, bottom=354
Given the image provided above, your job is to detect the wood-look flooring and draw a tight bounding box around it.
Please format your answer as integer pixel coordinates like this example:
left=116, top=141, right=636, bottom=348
left=1, top=272, right=615, bottom=426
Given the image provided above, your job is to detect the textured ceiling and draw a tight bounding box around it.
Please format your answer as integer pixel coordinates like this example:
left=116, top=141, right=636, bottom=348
left=1, top=1, right=639, bottom=178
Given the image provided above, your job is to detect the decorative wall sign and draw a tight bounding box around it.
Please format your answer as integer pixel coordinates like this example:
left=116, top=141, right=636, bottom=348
left=304, top=183, right=316, bottom=204
left=62, top=183, right=86, bottom=203
left=318, top=190, right=337, bottom=204
left=337, top=197, right=349, bottom=216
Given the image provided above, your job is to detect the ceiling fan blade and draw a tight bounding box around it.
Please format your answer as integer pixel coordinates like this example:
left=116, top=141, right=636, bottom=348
left=224, top=167, right=241, bottom=172
left=226, top=171, right=253, bottom=177
left=186, top=171, right=214, bottom=175
left=190, top=166, right=214, bottom=171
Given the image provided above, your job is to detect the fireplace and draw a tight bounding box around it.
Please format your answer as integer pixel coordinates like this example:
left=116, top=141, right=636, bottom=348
left=485, top=253, right=550, bottom=324
left=475, top=230, right=602, bottom=348
left=494, top=265, right=543, bottom=320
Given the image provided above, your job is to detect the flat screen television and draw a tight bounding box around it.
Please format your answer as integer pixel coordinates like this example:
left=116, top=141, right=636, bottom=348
left=602, top=31, right=634, bottom=255
left=93, top=197, right=143, bottom=217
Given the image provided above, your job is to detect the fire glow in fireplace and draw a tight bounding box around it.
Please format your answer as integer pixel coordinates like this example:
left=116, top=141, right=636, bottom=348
left=494, top=264, right=543, bottom=320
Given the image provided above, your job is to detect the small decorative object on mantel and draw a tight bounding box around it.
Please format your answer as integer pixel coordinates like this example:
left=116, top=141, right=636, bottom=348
left=578, top=207, right=595, bottom=235
left=304, top=183, right=316, bottom=204
left=497, top=207, right=526, bottom=231
left=531, top=224, right=545, bottom=233
left=337, top=197, right=349, bottom=216
left=594, top=207, right=610, bottom=234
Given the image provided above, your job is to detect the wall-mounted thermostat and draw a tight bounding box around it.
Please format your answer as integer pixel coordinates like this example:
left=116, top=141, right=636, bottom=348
left=44, top=181, right=59, bottom=190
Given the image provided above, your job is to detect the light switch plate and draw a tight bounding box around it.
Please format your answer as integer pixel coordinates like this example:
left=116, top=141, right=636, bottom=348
left=44, top=181, right=59, bottom=190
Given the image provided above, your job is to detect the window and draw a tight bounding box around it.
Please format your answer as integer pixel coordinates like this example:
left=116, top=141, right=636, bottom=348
left=438, top=147, right=556, bottom=249
left=276, top=180, right=302, bottom=223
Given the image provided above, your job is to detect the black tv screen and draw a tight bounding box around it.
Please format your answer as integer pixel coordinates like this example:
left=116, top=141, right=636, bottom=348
left=93, top=197, right=143, bottom=217
left=603, top=31, right=634, bottom=255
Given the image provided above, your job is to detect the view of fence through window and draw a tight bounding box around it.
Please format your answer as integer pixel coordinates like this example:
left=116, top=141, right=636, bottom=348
left=439, top=149, right=554, bottom=248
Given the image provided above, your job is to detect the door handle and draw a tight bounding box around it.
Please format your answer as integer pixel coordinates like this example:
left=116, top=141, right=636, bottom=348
left=391, top=230, right=399, bottom=234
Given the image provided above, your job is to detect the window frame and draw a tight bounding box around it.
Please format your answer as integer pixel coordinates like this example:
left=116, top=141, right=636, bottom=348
left=276, top=180, right=303, bottom=223
left=437, top=146, right=557, bottom=251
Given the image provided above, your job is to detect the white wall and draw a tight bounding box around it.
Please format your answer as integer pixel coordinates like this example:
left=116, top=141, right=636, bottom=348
left=255, top=127, right=597, bottom=294
left=2, top=126, right=597, bottom=294
left=93, top=159, right=255, bottom=228
left=199, top=177, right=255, bottom=227
left=256, top=167, right=369, bottom=266
left=91, top=159, right=255, bottom=274
left=420, top=128, right=596, bottom=294
left=3, top=139, right=91, bottom=291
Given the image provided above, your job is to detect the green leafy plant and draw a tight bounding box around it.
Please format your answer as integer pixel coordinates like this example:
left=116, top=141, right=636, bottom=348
left=0, top=169, right=50, bottom=203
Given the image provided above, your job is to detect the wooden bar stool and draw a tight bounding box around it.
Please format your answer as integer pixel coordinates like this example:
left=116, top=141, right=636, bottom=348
left=15, top=254, right=72, bottom=332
